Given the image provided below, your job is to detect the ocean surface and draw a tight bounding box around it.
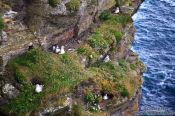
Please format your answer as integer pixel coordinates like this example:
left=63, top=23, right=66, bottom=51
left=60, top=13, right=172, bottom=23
left=132, top=0, right=175, bottom=114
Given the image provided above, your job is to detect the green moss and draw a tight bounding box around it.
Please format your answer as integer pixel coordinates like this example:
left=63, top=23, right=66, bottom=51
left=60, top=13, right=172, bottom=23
left=130, top=63, right=137, bottom=70
left=118, top=59, right=128, bottom=71
left=15, top=69, right=27, bottom=84
left=87, top=12, right=131, bottom=54
left=0, top=17, right=4, bottom=32
left=90, top=0, right=97, bottom=5
left=100, top=11, right=132, bottom=26
left=95, top=60, right=128, bottom=79
left=84, top=92, right=96, bottom=104
left=60, top=53, right=72, bottom=64
left=48, top=0, right=60, bottom=7
left=113, top=31, right=124, bottom=43
left=116, top=84, right=129, bottom=97
left=99, top=11, right=112, bottom=21
left=112, top=14, right=132, bottom=26
left=66, top=0, right=80, bottom=11
left=77, top=45, right=97, bottom=57
left=89, top=32, right=108, bottom=51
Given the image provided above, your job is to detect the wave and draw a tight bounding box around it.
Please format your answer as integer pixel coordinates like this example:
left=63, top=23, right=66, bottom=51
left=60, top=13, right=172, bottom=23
left=133, top=0, right=175, bottom=112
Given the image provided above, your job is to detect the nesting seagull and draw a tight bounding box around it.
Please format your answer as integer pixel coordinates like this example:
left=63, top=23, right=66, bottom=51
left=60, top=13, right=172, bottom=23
left=3, top=10, right=18, bottom=19
left=52, top=45, right=56, bottom=51
left=59, top=46, right=65, bottom=54
left=104, top=55, right=110, bottom=62
left=103, top=94, right=109, bottom=100
left=114, top=7, right=120, bottom=14
left=35, top=84, right=44, bottom=93
left=55, top=45, right=61, bottom=53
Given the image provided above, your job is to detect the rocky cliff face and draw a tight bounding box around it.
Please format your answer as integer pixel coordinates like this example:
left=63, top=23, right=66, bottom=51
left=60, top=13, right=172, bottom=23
left=0, top=0, right=144, bottom=115
left=0, top=0, right=116, bottom=75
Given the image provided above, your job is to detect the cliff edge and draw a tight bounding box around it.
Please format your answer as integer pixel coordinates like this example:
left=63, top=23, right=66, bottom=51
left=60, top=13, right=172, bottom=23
left=0, top=0, right=144, bottom=115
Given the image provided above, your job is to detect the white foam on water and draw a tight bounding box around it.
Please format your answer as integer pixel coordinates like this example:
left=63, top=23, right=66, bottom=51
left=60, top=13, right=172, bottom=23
left=160, top=0, right=175, bottom=6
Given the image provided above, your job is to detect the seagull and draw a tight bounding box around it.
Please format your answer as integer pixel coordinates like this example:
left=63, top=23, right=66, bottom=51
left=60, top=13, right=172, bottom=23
left=60, top=46, right=65, bottom=54
left=115, top=7, right=120, bottom=14
left=3, top=10, right=18, bottom=19
left=35, top=84, right=43, bottom=93
left=100, top=55, right=103, bottom=59
left=104, top=55, right=110, bottom=62
left=52, top=45, right=56, bottom=52
left=55, top=45, right=61, bottom=53
left=103, top=94, right=108, bottom=100
left=6, top=10, right=18, bottom=15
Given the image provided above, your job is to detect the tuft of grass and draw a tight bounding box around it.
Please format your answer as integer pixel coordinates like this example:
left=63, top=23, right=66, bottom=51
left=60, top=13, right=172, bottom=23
left=116, top=84, right=129, bottom=97
left=15, top=69, right=27, bottom=84
left=77, top=44, right=97, bottom=57
left=118, top=59, right=128, bottom=71
left=48, top=0, right=60, bottom=7
left=99, top=11, right=112, bottom=21
left=130, top=63, right=137, bottom=70
left=87, top=13, right=130, bottom=54
left=66, top=0, right=80, bottom=11
left=84, top=92, right=96, bottom=104
left=112, top=14, right=132, bottom=26
left=72, top=104, right=83, bottom=116
left=0, top=17, right=4, bottom=32
left=88, top=32, right=108, bottom=52
left=113, top=31, right=124, bottom=43
left=90, top=0, right=97, bottom=5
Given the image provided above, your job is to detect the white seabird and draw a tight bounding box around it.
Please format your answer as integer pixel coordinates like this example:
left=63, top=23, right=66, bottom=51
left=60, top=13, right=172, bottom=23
left=103, top=94, right=109, bottom=100
left=35, top=84, right=43, bottom=93
left=55, top=46, right=61, bottom=53
left=59, top=46, right=65, bottom=54
left=3, top=10, right=18, bottom=19
left=104, top=55, right=110, bottom=62
left=52, top=45, right=56, bottom=52
left=114, top=7, right=120, bottom=14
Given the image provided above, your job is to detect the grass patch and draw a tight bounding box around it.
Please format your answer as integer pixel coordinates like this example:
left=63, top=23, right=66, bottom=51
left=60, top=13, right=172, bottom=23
left=1, top=49, right=89, bottom=114
left=90, top=0, right=97, bottom=5
left=99, top=11, right=112, bottom=21
left=77, top=44, right=98, bottom=57
left=117, top=84, right=129, bottom=97
left=2, top=85, right=43, bottom=115
left=130, top=63, right=137, bottom=70
left=48, top=0, right=60, bottom=7
left=112, top=31, right=124, bottom=43
left=88, top=32, right=109, bottom=52
left=0, top=17, right=4, bottom=32
left=66, top=0, right=81, bottom=11
left=87, top=12, right=131, bottom=54
left=71, top=104, right=83, bottom=116
left=118, top=59, right=128, bottom=72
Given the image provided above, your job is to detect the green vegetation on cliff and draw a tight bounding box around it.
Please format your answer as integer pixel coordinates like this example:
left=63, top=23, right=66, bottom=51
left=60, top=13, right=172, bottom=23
left=1, top=49, right=89, bottom=115
left=0, top=2, right=144, bottom=115
left=88, top=12, right=131, bottom=54
left=66, top=0, right=81, bottom=11
left=48, top=0, right=60, bottom=7
left=1, top=47, right=143, bottom=115
left=0, top=17, right=4, bottom=32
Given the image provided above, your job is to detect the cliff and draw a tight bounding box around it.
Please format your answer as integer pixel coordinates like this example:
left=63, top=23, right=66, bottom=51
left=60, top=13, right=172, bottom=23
left=0, top=0, right=144, bottom=115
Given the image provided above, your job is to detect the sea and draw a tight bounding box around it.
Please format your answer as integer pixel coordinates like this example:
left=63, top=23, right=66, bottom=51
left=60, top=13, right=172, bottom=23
left=132, top=0, right=175, bottom=115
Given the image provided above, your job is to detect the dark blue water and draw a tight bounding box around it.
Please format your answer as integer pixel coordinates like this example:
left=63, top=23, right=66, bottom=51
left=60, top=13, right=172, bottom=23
left=132, top=0, right=175, bottom=113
